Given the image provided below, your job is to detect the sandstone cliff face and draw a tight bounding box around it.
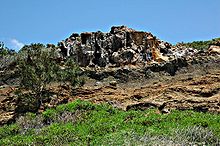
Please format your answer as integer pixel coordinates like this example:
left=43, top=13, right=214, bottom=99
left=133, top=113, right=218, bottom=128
left=58, top=26, right=173, bottom=67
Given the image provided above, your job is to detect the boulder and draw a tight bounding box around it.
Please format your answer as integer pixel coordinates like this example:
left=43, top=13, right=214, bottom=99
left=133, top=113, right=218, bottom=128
left=208, top=45, right=220, bottom=54
left=109, top=81, right=117, bottom=86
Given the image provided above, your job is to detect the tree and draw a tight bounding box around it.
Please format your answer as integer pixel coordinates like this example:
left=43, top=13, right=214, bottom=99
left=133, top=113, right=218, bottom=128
left=18, top=44, right=83, bottom=105
left=57, top=58, right=84, bottom=87
left=0, top=42, right=17, bottom=71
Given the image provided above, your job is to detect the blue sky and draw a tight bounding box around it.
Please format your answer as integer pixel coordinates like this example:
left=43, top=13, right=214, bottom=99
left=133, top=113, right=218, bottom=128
left=0, top=0, right=220, bottom=51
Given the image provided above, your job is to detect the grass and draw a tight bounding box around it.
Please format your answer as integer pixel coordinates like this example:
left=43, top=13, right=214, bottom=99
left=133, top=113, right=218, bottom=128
left=0, top=100, right=220, bottom=145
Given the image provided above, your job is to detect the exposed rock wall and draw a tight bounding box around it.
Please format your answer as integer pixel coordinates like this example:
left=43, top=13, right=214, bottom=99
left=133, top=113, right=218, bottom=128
left=58, top=26, right=173, bottom=67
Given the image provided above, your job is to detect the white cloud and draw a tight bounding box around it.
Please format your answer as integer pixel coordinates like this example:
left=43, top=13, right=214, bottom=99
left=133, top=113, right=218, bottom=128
left=10, top=39, right=24, bottom=50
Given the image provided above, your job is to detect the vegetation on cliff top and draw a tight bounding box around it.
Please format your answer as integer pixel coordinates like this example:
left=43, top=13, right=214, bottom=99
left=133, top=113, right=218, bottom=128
left=178, top=37, right=220, bottom=50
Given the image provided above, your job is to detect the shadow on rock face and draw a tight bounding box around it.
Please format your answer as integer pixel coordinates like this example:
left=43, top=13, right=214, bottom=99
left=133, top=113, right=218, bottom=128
left=146, top=58, right=188, bottom=76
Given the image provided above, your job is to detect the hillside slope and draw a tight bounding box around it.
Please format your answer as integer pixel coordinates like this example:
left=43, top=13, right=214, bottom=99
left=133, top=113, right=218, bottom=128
left=0, top=26, right=220, bottom=125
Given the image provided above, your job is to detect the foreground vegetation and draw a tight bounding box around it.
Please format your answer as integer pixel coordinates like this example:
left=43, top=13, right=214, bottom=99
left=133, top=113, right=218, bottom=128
left=0, top=100, right=220, bottom=145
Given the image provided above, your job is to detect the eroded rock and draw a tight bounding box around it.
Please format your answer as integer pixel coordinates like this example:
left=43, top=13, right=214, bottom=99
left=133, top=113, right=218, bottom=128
left=208, top=45, right=220, bottom=54
left=59, top=26, right=178, bottom=68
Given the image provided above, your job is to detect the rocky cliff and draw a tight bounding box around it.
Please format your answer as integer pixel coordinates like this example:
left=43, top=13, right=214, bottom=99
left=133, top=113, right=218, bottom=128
left=58, top=26, right=195, bottom=68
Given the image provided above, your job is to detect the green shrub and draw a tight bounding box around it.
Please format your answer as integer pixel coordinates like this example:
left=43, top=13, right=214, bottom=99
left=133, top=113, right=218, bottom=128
left=0, top=124, right=19, bottom=139
left=18, top=45, right=59, bottom=101
left=17, top=44, right=83, bottom=105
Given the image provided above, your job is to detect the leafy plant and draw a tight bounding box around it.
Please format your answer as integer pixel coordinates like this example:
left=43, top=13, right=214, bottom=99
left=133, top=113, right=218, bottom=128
left=18, top=45, right=58, bottom=103
left=17, top=44, right=83, bottom=105
left=56, top=58, right=84, bottom=98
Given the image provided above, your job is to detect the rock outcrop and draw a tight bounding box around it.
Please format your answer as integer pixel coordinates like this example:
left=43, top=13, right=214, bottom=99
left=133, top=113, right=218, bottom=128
left=58, top=26, right=175, bottom=68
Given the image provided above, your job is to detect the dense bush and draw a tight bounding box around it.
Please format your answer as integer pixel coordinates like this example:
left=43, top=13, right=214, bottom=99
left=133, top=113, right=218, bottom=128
left=0, top=42, right=17, bottom=70
left=0, top=54, right=17, bottom=70
left=0, top=100, right=220, bottom=145
left=17, top=44, right=83, bottom=105
left=18, top=45, right=58, bottom=96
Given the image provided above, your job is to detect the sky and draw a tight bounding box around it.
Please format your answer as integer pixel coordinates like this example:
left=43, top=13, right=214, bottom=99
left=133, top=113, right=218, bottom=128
left=0, top=0, right=220, bottom=51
